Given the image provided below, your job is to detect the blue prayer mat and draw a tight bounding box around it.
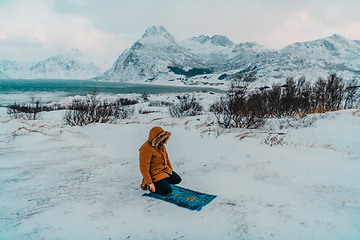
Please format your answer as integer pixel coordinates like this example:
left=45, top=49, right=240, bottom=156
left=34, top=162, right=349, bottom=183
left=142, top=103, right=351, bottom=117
left=142, top=185, right=217, bottom=211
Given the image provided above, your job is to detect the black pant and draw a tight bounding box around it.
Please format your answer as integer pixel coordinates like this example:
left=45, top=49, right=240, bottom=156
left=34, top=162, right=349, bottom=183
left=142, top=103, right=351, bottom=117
left=153, top=171, right=181, bottom=195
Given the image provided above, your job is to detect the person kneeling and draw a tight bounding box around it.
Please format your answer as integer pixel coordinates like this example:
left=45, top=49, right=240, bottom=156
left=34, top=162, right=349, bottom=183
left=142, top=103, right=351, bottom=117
left=139, top=126, right=181, bottom=195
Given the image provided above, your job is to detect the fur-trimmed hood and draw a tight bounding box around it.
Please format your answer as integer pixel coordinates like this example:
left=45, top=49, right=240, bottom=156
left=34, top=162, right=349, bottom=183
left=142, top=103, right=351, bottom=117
left=148, top=126, right=171, bottom=148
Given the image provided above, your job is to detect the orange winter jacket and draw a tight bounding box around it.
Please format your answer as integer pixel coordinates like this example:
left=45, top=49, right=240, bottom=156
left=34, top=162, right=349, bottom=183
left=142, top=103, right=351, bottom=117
left=139, top=126, right=173, bottom=185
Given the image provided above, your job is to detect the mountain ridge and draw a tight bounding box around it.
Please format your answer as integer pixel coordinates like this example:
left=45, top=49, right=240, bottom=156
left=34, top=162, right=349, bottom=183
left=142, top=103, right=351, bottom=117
left=0, top=49, right=110, bottom=80
left=99, top=26, right=360, bottom=86
left=2, top=26, right=360, bottom=86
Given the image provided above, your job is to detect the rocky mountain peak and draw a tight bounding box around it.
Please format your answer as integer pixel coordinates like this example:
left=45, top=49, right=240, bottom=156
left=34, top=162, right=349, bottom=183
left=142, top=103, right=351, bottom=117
left=322, top=34, right=360, bottom=50
left=189, top=34, right=234, bottom=47
left=210, top=35, right=234, bottom=47
left=322, top=34, right=350, bottom=46
left=234, top=42, right=264, bottom=50
left=141, top=25, right=174, bottom=41
left=328, top=34, right=346, bottom=41
left=189, top=35, right=211, bottom=44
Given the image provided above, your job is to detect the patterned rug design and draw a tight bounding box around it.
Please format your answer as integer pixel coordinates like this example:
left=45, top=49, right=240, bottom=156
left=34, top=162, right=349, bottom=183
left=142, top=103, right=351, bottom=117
left=142, top=185, right=217, bottom=211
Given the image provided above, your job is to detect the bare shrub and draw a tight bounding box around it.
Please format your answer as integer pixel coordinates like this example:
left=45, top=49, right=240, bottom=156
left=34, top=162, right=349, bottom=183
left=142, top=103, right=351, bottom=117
left=41, top=103, right=67, bottom=111
left=63, top=90, right=134, bottom=126
left=148, top=100, right=173, bottom=107
left=7, top=97, right=42, bottom=120
left=116, top=98, right=138, bottom=106
left=262, top=84, right=281, bottom=117
left=210, top=72, right=350, bottom=129
left=169, top=94, right=203, bottom=117
left=210, top=72, right=266, bottom=128
left=312, top=74, right=345, bottom=112
left=7, top=96, right=70, bottom=120
left=344, top=78, right=360, bottom=109
left=142, top=92, right=149, bottom=101
left=210, top=98, right=233, bottom=128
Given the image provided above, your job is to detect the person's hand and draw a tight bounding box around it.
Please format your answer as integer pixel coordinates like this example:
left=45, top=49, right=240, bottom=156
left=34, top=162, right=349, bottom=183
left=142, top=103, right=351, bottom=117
left=148, top=183, right=155, bottom=192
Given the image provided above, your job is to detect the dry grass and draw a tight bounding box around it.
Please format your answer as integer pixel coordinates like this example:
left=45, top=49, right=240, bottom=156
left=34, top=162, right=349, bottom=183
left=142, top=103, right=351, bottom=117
left=148, top=117, right=163, bottom=123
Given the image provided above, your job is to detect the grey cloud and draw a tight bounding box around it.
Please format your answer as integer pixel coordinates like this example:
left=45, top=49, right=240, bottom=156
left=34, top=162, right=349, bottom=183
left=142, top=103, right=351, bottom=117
left=50, top=0, right=311, bottom=41
left=3, top=0, right=360, bottom=61
left=50, top=0, right=360, bottom=34
left=0, top=34, right=44, bottom=47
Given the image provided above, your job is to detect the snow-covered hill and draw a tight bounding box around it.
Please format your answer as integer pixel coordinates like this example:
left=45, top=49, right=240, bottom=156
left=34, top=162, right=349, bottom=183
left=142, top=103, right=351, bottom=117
left=99, top=26, right=360, bottom=86
left=0, top=49, right=110, bottom=80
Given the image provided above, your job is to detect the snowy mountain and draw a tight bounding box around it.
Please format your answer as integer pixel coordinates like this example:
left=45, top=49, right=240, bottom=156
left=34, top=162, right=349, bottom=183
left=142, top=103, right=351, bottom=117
left=282, top=34, right=360, bottom=60
left=278, top=34, right=360, bottom=82
left=99, top=26, right=360, bottom=86
left=189, top=33, right=360, bottom=86
left=0, top=49, right=110, bottom=80
left=4, top=26, right=358, bottom=85
left=181, top=35, right=237, bottom=67
left=0, top=70, right=10, bottom=79
left=99, top=26, right=205, bottom=82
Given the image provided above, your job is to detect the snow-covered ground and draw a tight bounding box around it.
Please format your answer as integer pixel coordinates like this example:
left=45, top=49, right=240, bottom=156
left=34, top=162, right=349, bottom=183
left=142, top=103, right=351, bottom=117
left=1, top=93, right=360, bottom=240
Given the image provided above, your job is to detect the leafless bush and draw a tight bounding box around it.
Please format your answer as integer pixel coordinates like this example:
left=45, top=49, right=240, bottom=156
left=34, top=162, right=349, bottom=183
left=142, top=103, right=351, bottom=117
left=7, top=97, right=70, bottom=120
left=63, top=90, right=134, bottom=126
left=311, top=74, right=345, bottom=112
left=210, top=99, right=233, bottom=128
left=210, top=72, right=351, bottom=129
left=210, top=72, right=266, bottom=128
left=344, top=78, right=360, bottom=109
left=7, top=97, right=42, bottom=120
left=142, top=92, right=149, bottom=101
left=41, top=103, right=67, bottom=111
left=148, top=100, right=173, bottom=107
left=116, top=98, right=138, bottom=106
left=169, top=94, right=203, bottom=117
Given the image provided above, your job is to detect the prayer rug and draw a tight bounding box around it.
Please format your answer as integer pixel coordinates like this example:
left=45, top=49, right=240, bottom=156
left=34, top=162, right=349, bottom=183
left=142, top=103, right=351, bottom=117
left=142, top=185, right=217, bottom=211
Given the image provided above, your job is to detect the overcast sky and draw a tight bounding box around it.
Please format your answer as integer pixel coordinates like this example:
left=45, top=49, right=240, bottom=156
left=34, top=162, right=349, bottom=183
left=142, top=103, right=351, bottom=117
left=1, top=0, right=360, bottom=63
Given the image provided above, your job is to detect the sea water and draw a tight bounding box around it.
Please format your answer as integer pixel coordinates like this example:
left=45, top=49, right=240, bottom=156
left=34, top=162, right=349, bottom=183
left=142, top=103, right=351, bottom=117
left=0, top=79, right=223, bottom=106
